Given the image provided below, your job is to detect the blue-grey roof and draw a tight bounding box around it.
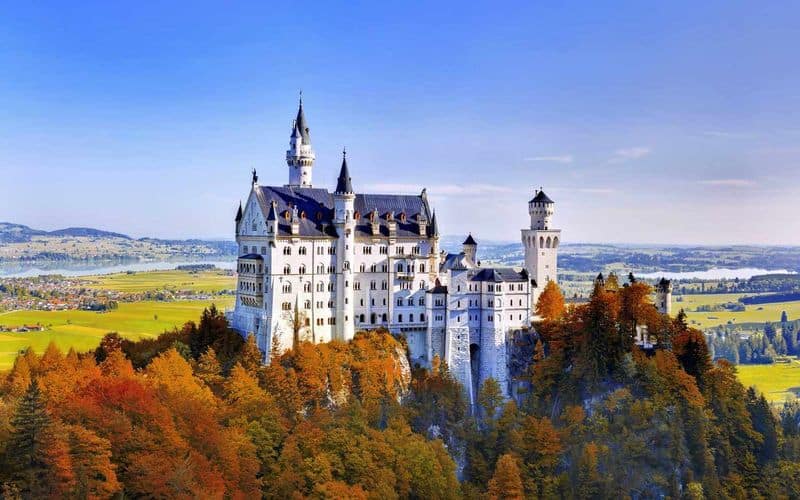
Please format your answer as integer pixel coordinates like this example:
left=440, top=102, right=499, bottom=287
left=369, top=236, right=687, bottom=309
left=440, top=252, right=470, bottom=272
left=530, top=190, right=554, bottom=204
left=470, top=268, right=527, bottom=283
left=295, top=100, right=310, bottom=143
left=335, top=155, right=353, bottom=194
left=255, top=185, right=433, bottom=239
left=463, top=234, right=477, bottom=245
left=239, top=253, right=263, bottom=260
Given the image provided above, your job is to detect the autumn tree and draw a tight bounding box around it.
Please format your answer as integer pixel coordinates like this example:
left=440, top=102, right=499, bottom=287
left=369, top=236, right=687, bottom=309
left=487, top=454, right=524, bottom=500
left=535, top=280, right=565, bottom=321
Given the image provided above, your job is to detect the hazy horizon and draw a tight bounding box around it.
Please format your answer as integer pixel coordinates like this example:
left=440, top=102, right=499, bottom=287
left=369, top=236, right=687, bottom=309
left=3, top=2, right=799, bottom=245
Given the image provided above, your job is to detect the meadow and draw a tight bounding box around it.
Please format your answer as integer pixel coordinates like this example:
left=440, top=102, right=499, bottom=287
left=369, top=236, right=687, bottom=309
left=675, top=292, right=800, bottom=329
left=86, top=269, right=235, bottom=293
left=0, top=269, right=236, bottom=370
left=737, top=361, right=800, bottom=404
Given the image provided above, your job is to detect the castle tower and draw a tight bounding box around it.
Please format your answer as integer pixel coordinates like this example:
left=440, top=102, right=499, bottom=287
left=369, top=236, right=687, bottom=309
left=521, top=188, right=561, bottom=311
left=462, top=234, right=477, bottom=265
left=655, top=278, right=672, bottom=315
left=333, top=150, right=356, bottom=341
left=286, top=97, right=315, bottom=187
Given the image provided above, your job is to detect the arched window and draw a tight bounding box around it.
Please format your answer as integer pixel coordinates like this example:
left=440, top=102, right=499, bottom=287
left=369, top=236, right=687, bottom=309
left=409, top=313, right=414, bottom=322
left=371, top=313, right=376, bottom=324
left=539, top=236, right=544, bottom=247
left=282, top=283, right=291, bottom=294
left=299, top=265, right=306, bottom=275
left=396, top=263, right=403, bottom=272
left=359, top=314, right=365, bottom=323
left=546, top=236, right=552, bottom=248
left=382, top=313, right=388, bottom=322
left=303, top=282, right=311, bottom=293
left=359, top=263, right=366, bottom=272
left=398, top=314, right=403, bottom=323
left=553, top=236, right=559, bottom=248
left=421, top=313, right=426, bottom=322
left=283, top=265, right=291, bottom=274
left=419, top=264, right=425, bottom=273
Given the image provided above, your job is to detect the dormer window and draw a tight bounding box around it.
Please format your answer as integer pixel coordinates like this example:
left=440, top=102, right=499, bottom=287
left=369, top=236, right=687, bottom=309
left=284, top=211, right=291, bottom=221
left=300, top=210, right=306, bottom=219
left=354, top=211, right=360, bottom=220
left=399, top=212, right=406, bottom=222
left=316, top=211, right=323, bottom=221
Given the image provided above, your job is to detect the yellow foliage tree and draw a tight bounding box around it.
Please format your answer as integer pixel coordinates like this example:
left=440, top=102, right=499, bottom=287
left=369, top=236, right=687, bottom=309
left=488, top=453, right=524, bottom=500
left=535, top=280, right=565, bottom=321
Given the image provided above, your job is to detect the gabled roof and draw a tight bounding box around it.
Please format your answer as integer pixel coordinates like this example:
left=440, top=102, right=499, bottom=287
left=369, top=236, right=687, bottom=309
left=469, top=267, right=527, bottom=283
left=253, top=185, right=433, bottom=239
left=463, top=234, right=477, bottom=245
left=530, top=190, right=554, bottom=204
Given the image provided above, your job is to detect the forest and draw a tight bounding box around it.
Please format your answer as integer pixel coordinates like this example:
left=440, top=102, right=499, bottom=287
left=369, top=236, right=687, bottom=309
left=1, top=279, right=799, bottom=498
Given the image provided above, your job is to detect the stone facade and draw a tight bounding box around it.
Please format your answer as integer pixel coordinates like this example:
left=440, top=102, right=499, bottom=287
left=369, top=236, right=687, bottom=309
left=227, top=99, right=562, bottom=403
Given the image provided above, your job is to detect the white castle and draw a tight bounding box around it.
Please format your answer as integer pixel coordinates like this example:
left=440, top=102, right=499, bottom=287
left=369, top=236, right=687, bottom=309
left=227, top=99, right=562, bottom=403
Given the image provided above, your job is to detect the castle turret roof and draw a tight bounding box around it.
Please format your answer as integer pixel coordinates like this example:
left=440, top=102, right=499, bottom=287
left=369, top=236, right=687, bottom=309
left=463, top=233, right=477, bottom=246
left=530, top=190, right=554, bottom=204
left=266, top=201, right=277, bottom=221
left=235, top=201, right=243, bottom=222
left=430, top=210, right=439, bottom=237
left=335, top=150, right=354, bottom=194
left=295, top=98, right=310, bottom=143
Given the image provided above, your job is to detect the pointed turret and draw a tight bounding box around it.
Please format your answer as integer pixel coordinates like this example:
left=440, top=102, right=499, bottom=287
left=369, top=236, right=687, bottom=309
left=430, top=210, right=439, bottom=237
left=286, top=95, right=315, bottom=187
left=335, top=149, right=354, bottom=194
left=462, top=233, right=477, bottom=265
left=266, top=200, right=277, bottom=221
left=235, top=201, right=243, bottom=222
left=295, top=96, right=310, bottom=144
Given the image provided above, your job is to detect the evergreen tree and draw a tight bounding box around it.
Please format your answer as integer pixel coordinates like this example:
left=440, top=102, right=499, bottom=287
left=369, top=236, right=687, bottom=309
left=487, top=454, right=524, bottom=500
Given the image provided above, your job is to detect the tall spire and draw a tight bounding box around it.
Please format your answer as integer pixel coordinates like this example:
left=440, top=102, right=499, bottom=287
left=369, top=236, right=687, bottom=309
left=430, top=210, right=439, bottom=237
left=286, top=94, right=315, bottom=187
left=335, top=148, right=354, bottom=194
left=235, top=201, right=243, bottom=222
left=294, top=94, right=310, bottom=144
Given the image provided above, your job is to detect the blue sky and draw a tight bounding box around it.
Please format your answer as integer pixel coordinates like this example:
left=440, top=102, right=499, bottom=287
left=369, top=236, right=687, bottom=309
left=2, top=1, right=799, bottom=244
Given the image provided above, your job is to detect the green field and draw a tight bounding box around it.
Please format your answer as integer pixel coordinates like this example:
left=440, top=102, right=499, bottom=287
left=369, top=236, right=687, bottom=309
left=674, top=293, right=800, bottom=329
left=737, top=361, right=800, bottom=404
left=0, top=268, right=237, bottom=370
left=87, top=269, right=235, bottom=293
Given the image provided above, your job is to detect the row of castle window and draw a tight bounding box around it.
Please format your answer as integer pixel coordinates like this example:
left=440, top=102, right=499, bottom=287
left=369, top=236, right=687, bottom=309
left=240, top=296, right=261, bottom=307
left=397, top=297, right=427, bottom=307
left=239, top=281, right=262, bottom=293
left=314, top=318, right=337, bottom=326
left=238, top=262, right=262, bottom=273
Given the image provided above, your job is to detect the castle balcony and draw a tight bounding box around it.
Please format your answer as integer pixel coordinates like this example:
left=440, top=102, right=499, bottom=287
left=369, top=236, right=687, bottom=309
left=394, top=272, right=415, bottom=280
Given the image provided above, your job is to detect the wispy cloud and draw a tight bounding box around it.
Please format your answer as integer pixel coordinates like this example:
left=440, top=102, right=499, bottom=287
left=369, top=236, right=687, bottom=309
left=609, top=147, right=651, bottom=163
left=697, top=179, right=756, bottom=187
left=364, top=183, right=513, bottom=196
left=702, top=130, right=754, bottom=139
left=551, top=186, right=617, bottom=195
left=524, top=155, right=574, bottom=164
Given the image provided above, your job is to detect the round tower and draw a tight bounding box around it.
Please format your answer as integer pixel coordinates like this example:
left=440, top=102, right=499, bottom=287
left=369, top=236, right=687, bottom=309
left=334, top=150, right=356, bottom=342
left=655, top=278, right=673, bottom=316
left=286, top=96, right=315, bottom=187
left=529, top=188, right=554, bottom=230
left=521, top=187, right=561, bottom=314
left=462, top=234, right=477, bottom=266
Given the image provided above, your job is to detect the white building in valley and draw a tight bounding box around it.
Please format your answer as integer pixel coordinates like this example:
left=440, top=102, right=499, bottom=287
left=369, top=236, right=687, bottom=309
left=227, top=99, right=561, bottom=402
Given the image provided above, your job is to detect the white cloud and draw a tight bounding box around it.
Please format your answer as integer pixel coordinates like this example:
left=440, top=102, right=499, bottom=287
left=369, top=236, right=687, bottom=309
left=524, top=155, right=574, bottom=164
left=550, top=186, right=617, bottom=195
left=609, top=147, right=651, bottom=163
left=697, top=179, right=756, bottom=187
left=363, top=183, right=513, bottom=196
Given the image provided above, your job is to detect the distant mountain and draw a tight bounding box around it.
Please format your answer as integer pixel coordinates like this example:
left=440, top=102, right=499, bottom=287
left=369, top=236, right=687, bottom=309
left=0, top=223, right=47, bottom=243
left=0, top=222, right=237, bottom=263
left=47, top=227, right=132, bottom=239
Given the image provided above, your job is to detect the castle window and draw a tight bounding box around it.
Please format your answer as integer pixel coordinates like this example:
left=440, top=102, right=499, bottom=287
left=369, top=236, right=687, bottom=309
left=360, top=263, right=366, bottom=272
left=328, top=283, right=334, bottom=292
left=304, top=300, right=311, bottom=309
left=412, top=246, right=420, bottom=255
left=382, top=313, right=388, bottom=322
left=282, top=283, right=291, bottom=294
left=370, top=281, right=376, bottom=290
left=304, top=283, right=311, bottom=293
left=407, top=298, right=414, bottom=306
left=359, top=314, right=365, bottom=323
left=252, top=222, right=257, bottom=231
left=419, top=281, right=426, bottom=290
left=396, top=263, right=403, bottom=272
left=397, top=298, right=403, bottom=306
left=418, top=297, right=424, bottom=306
left=316, top=283, right=323, bottom=292
left=284, top=211, right=291, bottom=221
left=419, top=264, right=425, bottom=273
left=283, top=265, right=291, bottom=274
left=283, top=247, right=292, bottom=255
left=420, top=313, right=425, bottom=321
left=317, top=264, right=324, bottom=273
left=299, top=246, right=307, bottom=255
left=370, top=264, right=377, bottom=272
left=354, top=211, right=360, bottom=220
left=398, top=314, right=403, bottom=323
left=409, top=313, right=414, bottom=322
left=328, top=300, right=334, bottom=308
left=300, top=211, right=306, bottom=219
left=242, top=245, right=248, bottom=253
left=327, top=265, right=335, bottom=273
left=316, top=211, right=322, bottom=221
left=261, top=246, right=266, bottom=254
left=299, top=265, right=306, bottom=275
left=371, top=313, right=376, bottom=324
left=380, top=246, right=388, bottom=255
left=282, top=302, right=291, bottom=311
left=354, top=282, right=361, bottom=291
left=381, top=281, right=387, bottom=290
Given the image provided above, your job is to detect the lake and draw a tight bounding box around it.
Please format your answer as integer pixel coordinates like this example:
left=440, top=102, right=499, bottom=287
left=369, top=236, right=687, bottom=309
left=637, top=268, right=796, bottom=281
left=0, top=259, right=236, bottom=278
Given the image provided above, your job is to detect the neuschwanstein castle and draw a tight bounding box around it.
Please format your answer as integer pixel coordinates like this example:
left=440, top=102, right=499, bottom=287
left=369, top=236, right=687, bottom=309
left=227, top=99, right=561, bottom=403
